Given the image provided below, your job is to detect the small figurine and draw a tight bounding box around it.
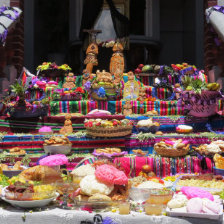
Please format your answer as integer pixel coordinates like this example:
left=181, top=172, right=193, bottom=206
left=63, top=72, right=76, bottom=89
left=110, top=41, right=124, bottom=85
left=95, top=70, right=113, bottom=83
left=82, top=69, right=95, bottom=85
left=174, top=83, right=182, bottom=100
left=59, top=114, right=73, bottom=135
left=138, top=87, right=147, bottom=101
left=123, top=71, right=139, bottom=100
left=123, top=101, right=133, bottom=116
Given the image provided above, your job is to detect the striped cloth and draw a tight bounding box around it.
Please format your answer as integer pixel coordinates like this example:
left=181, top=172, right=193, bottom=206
left=81, top=155, right=213, bottom=178
left=49, top=100, right=184, bottom=116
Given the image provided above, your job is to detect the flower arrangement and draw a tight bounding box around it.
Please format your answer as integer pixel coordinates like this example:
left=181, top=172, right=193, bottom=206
left=53, top=87, right=85, bottom=101
left=5, top=81, right=49, bottom=118
left=37, top=62, right=71, bottom=72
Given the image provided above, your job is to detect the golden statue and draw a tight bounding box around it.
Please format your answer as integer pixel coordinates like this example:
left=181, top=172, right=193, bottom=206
left=110, top=42, right=124, bottom=85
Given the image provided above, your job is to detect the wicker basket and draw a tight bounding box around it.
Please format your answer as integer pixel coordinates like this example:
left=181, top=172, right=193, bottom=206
left=183, top=90, right=223, bottom=117
left=154, top=144, right=190, bottom=157
left=86, top=126, right=133, bottom=137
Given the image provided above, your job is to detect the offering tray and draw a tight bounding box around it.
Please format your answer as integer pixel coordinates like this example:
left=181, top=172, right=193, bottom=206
left=166, top=206, right=223, bottom=220
left=174, top=174, right=224, bottom=193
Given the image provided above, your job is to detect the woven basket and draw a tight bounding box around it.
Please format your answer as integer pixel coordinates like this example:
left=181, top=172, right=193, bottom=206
left=183, top=90, right=223, bottom=117
left=154, top=144, right=190, bottom=157
left=86, top=126, right=133, bottom=137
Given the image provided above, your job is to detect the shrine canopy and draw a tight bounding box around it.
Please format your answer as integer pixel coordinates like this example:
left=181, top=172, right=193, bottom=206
left=206, top=6, right=224, bottom=42
left=0, top=6, right=22, bottom=45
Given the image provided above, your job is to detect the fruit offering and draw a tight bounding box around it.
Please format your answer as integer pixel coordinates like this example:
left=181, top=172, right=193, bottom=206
left=84, top=119, right=132, bottom=128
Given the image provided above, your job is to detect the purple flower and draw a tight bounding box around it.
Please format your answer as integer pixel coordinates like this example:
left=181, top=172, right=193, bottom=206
left=84, top=81, right=91, bottom=91
left=32, top=77, right=39, bottom=85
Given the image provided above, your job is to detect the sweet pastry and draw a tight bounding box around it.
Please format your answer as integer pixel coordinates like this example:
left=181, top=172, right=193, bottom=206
left=132, top=149, right=147, bottom=156
left=154, top=139, right=190, bottom=157
left=214, top=154, right=224, bottom=169
left=88, top=193, right=112, bottom=202
left=95, top=164, right=128, bottom=185
left=181, top=186, right=214, bottom=201
left=9, top=147, right=26, bottom=155
left=71, top=164, right=95, bottom=177
left=59, top=114, right=73, bottom=135
left=38, top=126, right=53, bottom=135
left=145, top=110, right=158, bottom=116
left=176, top=125, right=193, bottom=134
left=44, top=136, right=71, bottom=145
left=110, top=42, right=124, bottom=85
left=80, top=175, right=114, bottom=196
left=193, top=141, right=223, bottom=155
left=122, top=101, right=133, bottom=116
left=167, top=193, right=188, bottom=209
left=136, top=118, right=160, bottom=133
left=19, top=165, right=62, bottom=184
left=186, top=198, right=203, bottom=213
left=95, top=148, right=121, bottom=154
left=88, top=109, right=111, bottom=116
left=62, top=72, right=76, bottom=89
left=39, top=154, right=68, bottom=166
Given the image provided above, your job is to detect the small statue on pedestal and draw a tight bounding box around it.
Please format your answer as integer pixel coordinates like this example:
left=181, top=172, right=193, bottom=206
left=59, top=114, right=73, bottom=135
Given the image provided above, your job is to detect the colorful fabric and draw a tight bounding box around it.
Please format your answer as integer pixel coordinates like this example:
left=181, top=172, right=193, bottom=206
left=80, top=156, right=213, bottom=178
left=113, top=156, right=209, bottom=178
left=0, top=135, right=126, bottom=153
left=49, top=100, right=184, bottom=116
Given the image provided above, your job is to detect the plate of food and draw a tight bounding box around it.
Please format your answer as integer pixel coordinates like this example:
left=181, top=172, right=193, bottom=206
left=92, top=148, right=127, bottom=158
left=166, top=192, right=223, bottom=220
left=43, top=136, right=72, bottom=154
left=1, top=182, right=58, bottom=208
left=174, top=173, right=224, bottom=193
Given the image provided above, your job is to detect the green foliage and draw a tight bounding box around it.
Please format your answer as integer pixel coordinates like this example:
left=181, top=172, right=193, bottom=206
left=10, top=81, right=25, bottom=97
